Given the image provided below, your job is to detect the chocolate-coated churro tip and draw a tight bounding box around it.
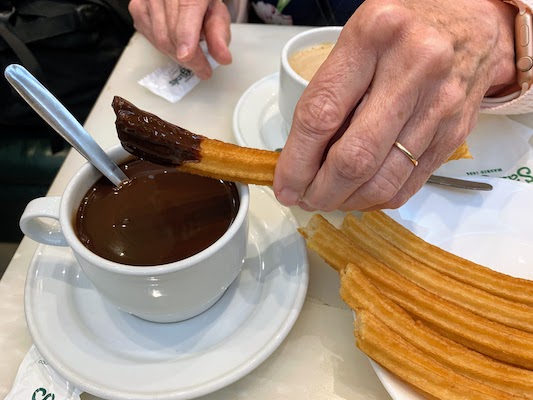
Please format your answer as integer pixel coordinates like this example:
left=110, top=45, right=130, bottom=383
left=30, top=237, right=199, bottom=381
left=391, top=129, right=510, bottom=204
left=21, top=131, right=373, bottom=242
left=112, top=96, right=203, bottom=166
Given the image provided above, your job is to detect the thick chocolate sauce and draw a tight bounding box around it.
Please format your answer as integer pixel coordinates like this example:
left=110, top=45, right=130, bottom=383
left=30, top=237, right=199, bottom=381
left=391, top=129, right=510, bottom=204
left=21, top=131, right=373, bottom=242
left=75, top=159, right=240, bottom=266
left=112, top=96, right=204, bottom=166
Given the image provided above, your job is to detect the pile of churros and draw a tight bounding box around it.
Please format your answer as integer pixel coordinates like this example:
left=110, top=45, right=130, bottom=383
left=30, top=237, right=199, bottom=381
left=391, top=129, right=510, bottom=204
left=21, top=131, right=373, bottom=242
left=299, top=212, right=533, bottom=399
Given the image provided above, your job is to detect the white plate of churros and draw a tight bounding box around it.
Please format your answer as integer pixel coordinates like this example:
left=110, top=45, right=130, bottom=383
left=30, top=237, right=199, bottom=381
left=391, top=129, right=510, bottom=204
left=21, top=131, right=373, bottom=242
left=299, top=176, right=533, bottom=400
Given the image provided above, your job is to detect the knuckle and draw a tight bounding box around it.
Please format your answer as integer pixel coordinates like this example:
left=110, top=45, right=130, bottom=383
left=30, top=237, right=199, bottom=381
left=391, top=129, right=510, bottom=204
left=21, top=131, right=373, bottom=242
left=355, top=1, right=410, bottom=43
left=178, top=0, right=197, bottom=7
left=329, top=138, right=381, bottom=183
left=178, top=0, right=207, bottom=10
left=416, top=35, right=454, bottom=73
left=293, top=89, right=345, bottom=139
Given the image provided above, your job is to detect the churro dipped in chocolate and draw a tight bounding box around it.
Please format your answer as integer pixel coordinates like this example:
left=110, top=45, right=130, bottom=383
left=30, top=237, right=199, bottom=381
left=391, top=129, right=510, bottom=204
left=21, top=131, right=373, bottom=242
left=112, top=96, right=278, bottom=186
left=112, top=96, right=470, bottom=187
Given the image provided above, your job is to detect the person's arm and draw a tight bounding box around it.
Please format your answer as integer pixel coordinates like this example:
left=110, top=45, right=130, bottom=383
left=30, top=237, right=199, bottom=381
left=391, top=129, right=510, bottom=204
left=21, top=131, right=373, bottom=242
left=274, top=0, right=516, bottom=212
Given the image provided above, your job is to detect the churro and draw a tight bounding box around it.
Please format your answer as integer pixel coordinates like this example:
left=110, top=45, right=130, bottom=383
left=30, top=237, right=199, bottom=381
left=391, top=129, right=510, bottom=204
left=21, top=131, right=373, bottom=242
left=448, top=141, right=472, bottom=161
left=340, top=213, right=533, bottom=333
left=340, top=262, right=533, bottom=398
left=112, top=96, right=278, bottom=186
left=361, top=210, right=533, bottom=306
left=112, top=96, right=470, bottom=187
left=355, top=309, right=525, bottom=400
left=300, top=214, right=533, bottom=369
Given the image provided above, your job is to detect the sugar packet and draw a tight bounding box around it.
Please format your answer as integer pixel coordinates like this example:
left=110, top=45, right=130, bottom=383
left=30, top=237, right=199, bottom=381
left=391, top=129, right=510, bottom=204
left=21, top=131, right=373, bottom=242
left=138, top=41, right=219, bottom=103
left=5, top=345, right=82, bottom=400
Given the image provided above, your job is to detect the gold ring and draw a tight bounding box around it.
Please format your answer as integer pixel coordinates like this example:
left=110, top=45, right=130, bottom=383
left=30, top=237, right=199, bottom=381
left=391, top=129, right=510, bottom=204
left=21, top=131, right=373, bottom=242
left=394, top=141, right=418, bottom=167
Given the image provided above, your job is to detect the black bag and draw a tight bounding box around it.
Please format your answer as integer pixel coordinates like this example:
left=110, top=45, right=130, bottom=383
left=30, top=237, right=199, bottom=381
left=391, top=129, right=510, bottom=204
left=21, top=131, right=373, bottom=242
left=0, top=0, right=134, bottom=142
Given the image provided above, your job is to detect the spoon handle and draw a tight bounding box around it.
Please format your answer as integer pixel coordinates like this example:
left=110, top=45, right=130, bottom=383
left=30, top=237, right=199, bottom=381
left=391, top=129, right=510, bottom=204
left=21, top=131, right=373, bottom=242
left=4, top=64, right=128, bottom=186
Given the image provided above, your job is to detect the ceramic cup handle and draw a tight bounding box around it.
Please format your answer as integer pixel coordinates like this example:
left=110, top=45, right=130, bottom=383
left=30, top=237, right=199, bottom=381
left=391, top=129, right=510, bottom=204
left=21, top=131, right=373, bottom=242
left=19, top=197, right=68, bottom=246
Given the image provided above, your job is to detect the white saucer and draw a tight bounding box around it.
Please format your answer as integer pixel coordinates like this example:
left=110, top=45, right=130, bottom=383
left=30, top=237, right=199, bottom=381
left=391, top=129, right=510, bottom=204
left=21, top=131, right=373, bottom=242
left=24, top=186, right=309, bottom=400
left=233, top=73, right=288, bottom=150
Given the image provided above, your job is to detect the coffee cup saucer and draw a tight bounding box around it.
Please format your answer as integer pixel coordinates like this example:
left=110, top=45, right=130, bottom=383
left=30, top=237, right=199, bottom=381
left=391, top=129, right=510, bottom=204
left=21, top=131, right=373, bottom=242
left=233, top=72, right=288, bottom=150
left=24, top=186, right=309, bottom=400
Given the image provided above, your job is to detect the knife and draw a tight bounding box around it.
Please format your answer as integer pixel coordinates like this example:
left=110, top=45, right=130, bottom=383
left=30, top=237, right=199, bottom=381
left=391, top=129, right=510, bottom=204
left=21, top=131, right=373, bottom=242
left=426, top=175, right=493, bottom=191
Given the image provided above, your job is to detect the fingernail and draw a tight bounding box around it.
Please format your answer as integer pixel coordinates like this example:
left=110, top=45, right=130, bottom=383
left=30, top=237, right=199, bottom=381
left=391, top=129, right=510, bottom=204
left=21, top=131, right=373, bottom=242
left=177, top=44, right=189, bottom=60
left=276, top=188, right=300, bottom=206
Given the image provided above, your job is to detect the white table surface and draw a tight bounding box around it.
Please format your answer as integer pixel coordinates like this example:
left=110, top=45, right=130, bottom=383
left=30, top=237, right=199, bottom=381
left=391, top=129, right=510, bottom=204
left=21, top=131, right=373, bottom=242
left=0, top=24, right=393, bottom=400
left=4, top=23, right=533, bottom=400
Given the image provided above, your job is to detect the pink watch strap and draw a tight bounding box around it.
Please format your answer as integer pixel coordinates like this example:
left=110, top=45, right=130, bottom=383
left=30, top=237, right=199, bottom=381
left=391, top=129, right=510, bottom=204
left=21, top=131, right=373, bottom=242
left=482, top=0, right=533, bottom=114
left=481, top=89, right=533, bottom=114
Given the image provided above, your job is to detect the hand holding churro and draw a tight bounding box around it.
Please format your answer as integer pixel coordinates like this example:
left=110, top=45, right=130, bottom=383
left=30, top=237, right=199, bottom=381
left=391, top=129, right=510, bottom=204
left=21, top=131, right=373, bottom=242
left=112, top=96, right=470, bottom=191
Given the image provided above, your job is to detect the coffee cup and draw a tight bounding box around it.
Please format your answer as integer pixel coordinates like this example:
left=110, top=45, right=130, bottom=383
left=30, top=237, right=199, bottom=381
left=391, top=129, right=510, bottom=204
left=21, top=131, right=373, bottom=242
left=20, top=144, right=249, bottom=323
left=278, top=26, right=342, bottom=138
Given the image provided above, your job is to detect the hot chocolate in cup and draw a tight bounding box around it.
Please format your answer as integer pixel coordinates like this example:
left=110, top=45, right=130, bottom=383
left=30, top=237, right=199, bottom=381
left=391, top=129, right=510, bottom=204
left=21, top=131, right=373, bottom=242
left=278, top=26, right=342, bottom=138
left=19, top=144, right=249, bottom=323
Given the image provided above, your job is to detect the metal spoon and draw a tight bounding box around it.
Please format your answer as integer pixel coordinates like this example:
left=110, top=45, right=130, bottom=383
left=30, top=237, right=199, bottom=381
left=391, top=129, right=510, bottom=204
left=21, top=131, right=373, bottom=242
left=4, top=64, right=128, bottom=186
left=274, top=148, right=492, bottom=191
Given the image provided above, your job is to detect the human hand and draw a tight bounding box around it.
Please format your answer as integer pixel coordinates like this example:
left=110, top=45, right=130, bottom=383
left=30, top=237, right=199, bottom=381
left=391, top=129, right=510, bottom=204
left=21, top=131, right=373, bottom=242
left=128, top=0, right=232, bottom=79
left=274, top=0, right=517, bottom=211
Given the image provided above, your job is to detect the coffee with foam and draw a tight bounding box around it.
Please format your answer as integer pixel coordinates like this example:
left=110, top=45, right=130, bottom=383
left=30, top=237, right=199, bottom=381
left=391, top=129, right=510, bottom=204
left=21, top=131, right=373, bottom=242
left=288, top=42, right=335, bottom=81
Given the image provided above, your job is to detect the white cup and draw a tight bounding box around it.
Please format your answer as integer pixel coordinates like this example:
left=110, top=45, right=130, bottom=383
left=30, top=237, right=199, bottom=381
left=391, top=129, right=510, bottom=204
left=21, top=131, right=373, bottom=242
left=278, top=26, right=343, bottom=138
left=20, top=144, right=249, bottom=323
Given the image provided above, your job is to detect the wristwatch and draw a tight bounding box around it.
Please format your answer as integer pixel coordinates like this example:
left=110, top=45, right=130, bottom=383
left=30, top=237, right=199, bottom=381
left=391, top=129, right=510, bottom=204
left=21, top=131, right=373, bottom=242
left=508, top=0, right=533, bottom=94
left=482, top=0, right=533, bottom=114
